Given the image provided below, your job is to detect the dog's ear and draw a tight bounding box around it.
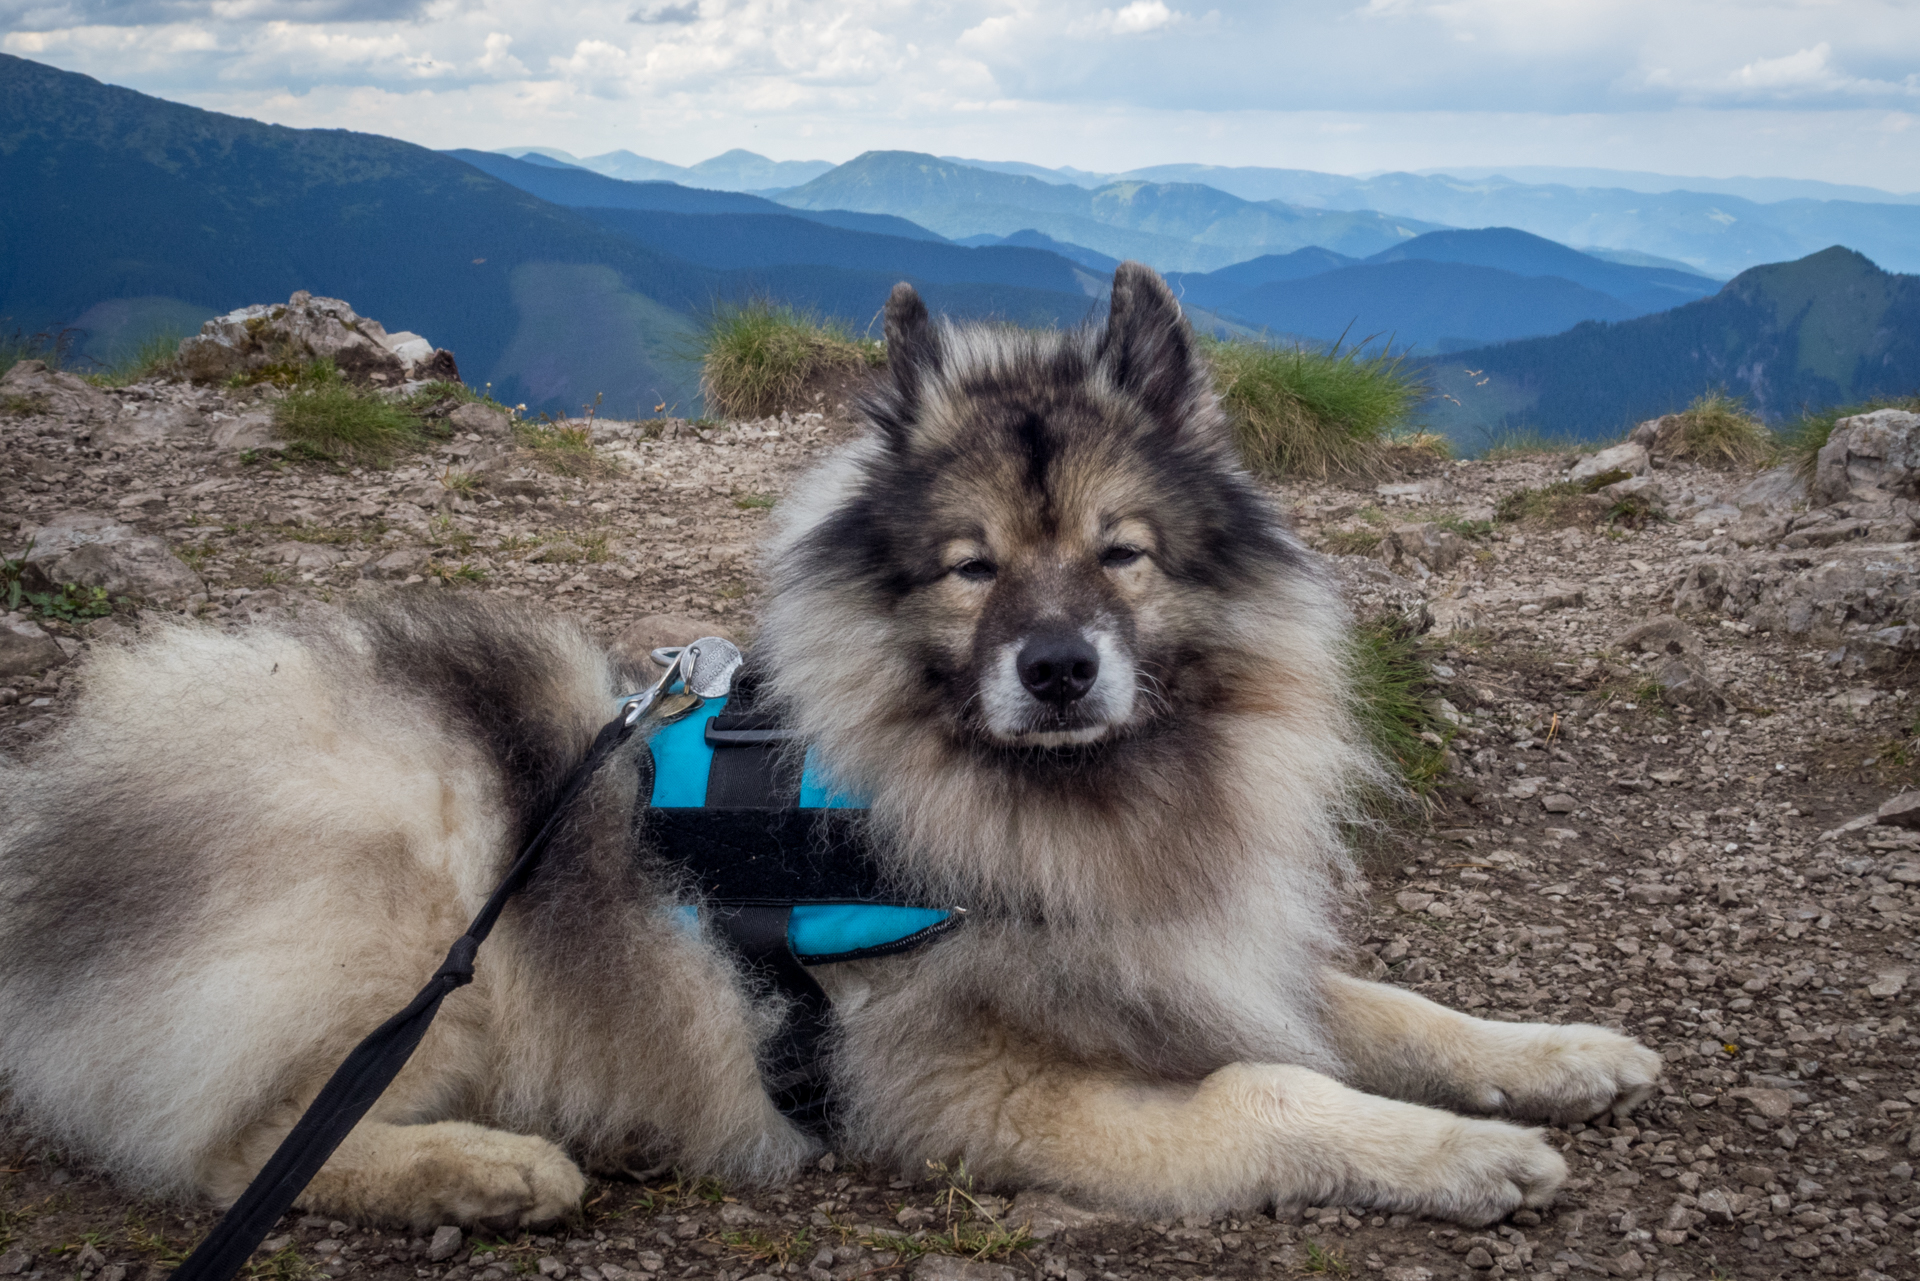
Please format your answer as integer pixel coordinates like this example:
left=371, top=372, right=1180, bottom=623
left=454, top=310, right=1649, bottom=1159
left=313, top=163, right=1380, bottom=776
left=1098, top=261, right=1205, bottom=434
left=871, top=282, right=943, bottom=447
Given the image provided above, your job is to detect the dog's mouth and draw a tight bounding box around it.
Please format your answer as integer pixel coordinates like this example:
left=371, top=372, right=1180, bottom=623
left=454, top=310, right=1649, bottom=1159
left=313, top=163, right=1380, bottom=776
left=976, top=630, right=1139, bottom=748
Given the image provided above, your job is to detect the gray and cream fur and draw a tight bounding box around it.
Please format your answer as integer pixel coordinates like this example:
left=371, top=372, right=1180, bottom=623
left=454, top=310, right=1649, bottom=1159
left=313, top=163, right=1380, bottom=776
left=0, top=263, right=1660, bottom=1231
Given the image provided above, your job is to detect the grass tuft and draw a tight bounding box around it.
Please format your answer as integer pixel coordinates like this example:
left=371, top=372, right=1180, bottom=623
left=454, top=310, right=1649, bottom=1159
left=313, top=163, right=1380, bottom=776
left=1779, top=393, right=1920, bottom=478
left=1347, top=617, right=1455, bottom=808
left=272, top=361, right=427, bottom=462
left=1665, top=390, right=1774, bottom=466
left=700, top=300, right=883, bottom=420
left=86, top=331, right=184, bottom=388
left=1201, top=336, right=1420, bottom=479
left=0, top=326, right=78, bottom=379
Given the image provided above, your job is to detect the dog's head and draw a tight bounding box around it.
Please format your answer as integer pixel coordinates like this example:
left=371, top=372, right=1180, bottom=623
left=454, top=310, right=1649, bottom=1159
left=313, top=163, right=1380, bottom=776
left=767, top=262, right=1310, bottom=758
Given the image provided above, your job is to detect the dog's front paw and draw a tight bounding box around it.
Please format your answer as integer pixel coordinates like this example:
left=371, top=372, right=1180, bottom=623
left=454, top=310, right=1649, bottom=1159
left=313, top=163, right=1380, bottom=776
left=303, top=1121, right=587, bottom=1231
left=1410, top=1116, right=1568, bottom=1226
left=1470, top=1023, right=1663, bottom=1124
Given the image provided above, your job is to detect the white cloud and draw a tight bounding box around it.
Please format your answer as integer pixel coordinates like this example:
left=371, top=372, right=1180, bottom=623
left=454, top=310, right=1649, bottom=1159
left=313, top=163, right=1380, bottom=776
left=5, top=0, right=1920, bottom=186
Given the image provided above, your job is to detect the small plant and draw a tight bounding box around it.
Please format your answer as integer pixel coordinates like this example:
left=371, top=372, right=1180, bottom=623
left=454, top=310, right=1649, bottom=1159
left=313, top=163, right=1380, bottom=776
left=440, top=466, right=482, bottom=495
left=427, top=562, right=487, bottom=585
left=25, top=582, right=116, bottom=622
left=1347, top=617, right=1455, bottom=808
left=2, top=539, right=31, bottom=611
left=1495, top=467, right=1657, bottom=529
left=1779, top=393, right=1920, bottom=477
left=721, top=1227, right=813, bottom=1268
left=1321, top=528, right=1385, bottom=556
left=734, top=493, right=777, bottom=510
left=1299, top=1237, right=1351, bottom=1277
left=700, top=300, right=881, bottom=419
left=1436, top=515, right=1495, bottom=539
left=857, top=1161, right=1034, bottom=1263
left=1665, top=390, right=1774, bottom=466
left=1201, top=335, right=1420, bottom=480
left=245, top=1245, right=315, bottom=1281
left=272, top=361, right=425, bottom=462
left=513, top=418, right=617, bottom=479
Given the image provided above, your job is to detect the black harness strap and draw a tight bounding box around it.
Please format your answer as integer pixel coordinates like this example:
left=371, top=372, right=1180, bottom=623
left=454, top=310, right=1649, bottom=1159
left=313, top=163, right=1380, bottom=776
left=170, top=712, right=640, bottom=1281
left=691, top=675, right=838, bottom=1131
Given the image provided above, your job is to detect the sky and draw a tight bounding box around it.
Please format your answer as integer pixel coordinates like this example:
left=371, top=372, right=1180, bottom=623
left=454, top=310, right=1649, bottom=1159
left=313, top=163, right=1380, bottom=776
left=3, top=0, right=1918, bottom=189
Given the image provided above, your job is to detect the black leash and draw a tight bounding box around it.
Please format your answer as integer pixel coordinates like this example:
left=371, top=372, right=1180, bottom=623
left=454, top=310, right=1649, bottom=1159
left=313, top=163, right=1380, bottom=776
left=170, top=711, right=640, bottom=1281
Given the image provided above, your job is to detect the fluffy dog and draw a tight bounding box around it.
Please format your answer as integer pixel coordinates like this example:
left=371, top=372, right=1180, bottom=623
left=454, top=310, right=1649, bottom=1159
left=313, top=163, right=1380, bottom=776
left=0, top=263, right=1659, bottom=1231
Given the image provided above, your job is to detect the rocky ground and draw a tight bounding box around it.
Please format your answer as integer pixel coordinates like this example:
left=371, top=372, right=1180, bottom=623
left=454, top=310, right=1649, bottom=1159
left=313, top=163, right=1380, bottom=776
left=4, top=357, right=1920, bottom=1281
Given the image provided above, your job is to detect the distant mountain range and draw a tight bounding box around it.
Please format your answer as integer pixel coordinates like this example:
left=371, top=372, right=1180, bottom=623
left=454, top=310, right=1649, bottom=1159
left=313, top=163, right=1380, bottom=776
left=1162, top=228, right=1721, bottom=350
left=497, top=146, right=834, bottom=192
left=1421, top=248, right=1920, bottom=444
left=770, top=152, right=1443, bottom=272
left=507, top=146, right=1920, bottom=279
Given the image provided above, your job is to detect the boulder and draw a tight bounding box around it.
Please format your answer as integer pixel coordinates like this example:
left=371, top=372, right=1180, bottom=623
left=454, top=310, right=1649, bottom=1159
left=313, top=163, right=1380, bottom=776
left=22, top=512, right=203, bottom=601
left=1812, top=409, right=1920, bottom=506
left=1730, top=466, right=1809, bottom=515
left=1655, top=653, right=1724, bottom=716
left=207, top=410, right=279, bottom=453
left=1673, top=542, right=1920, bottom=642
left=177, top=291, right=459, bottom=387
left=0, top=615, right=67, bottom=678
left=364, top=547, right=431, bottom=579
left=1569, top=441, right=1650, bottom=485
left=448, top=402, right=512, bottom=437
left=0, top=360, right=115, bottom=423
left=1876, top=792, right=1920, bottom=829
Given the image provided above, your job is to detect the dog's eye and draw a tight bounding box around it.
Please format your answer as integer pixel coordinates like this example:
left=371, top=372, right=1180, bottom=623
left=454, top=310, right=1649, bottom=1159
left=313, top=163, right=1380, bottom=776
left=952, top=559, right=997, bottom=581
left=1100, top=545, right=1143, bottom=568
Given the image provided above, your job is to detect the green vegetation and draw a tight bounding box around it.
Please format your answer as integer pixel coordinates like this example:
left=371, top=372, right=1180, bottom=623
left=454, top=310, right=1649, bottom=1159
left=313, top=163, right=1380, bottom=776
left=269, top=360, right=441, bottom=463
left=1664, top=390, right=1774, bottom=466
left=1321, top=528, right=1386, bottom=556
left=512, top=417, right=618, bottom=478
left=1201, top=336, right=1421, bottom=479
left=1299, top=1238, right=1352, bottom=1277
left=699, top=300, right=882, bottom=419
left=20, top=582, right=118, bottom=623
left=86, top=330, right=182, bottom=387
left=1425, top=248, right=1920, bottom=442
left=1496, top=467, right=1661, bottom=530
left=0, top=327, right=75, bottom=379
left=1347, top=618, right=1455, bottom=807
left=1780, top=393, right=1920, bottom=477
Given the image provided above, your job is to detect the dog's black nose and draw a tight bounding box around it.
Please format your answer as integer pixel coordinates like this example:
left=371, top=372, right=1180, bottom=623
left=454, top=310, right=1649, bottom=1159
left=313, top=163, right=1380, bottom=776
left=1018, top=634, right=1100, bottom=705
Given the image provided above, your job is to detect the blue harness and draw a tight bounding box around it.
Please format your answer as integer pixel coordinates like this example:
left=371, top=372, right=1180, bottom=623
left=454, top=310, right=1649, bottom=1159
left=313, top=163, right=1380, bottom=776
left=638, top=685, right=962, bottom=1131
left=646, top=696, right=958, bottom=958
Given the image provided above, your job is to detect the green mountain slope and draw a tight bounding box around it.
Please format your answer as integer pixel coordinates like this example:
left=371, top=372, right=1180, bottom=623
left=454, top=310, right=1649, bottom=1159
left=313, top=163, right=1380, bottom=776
left=1421, top=248, right=1920, bottom=444
left=0, top=52, right=723, bottom=413
left=775, top=152, right=1441, bottom=272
